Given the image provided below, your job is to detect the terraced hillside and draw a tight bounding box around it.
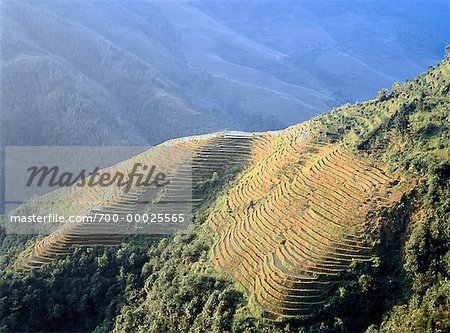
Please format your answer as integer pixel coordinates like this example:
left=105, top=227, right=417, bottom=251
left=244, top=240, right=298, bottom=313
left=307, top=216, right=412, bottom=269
left=19, top=51, right=450, bottom=320
left=207, top=124, right=403, bottom=320
left=14, top=131, right=257, bottom=270
left=12, top=122, right=403, bottom=321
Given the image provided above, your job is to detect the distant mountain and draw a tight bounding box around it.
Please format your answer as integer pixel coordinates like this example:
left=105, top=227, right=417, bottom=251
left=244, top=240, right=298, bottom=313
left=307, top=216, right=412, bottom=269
left=196, top=0, right=449, bottom=102
left=1, top=0, right=228, bottom=148
left=1, top=0, right=448, bottom=148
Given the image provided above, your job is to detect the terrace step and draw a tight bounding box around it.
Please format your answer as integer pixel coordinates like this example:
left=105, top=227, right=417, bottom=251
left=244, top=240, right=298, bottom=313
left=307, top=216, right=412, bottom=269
left=208, top=126, right=401, bottom=320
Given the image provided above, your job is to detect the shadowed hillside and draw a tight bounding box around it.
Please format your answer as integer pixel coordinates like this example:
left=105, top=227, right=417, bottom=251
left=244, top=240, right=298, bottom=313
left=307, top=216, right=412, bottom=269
left=2, top=0, right=447, bottom=148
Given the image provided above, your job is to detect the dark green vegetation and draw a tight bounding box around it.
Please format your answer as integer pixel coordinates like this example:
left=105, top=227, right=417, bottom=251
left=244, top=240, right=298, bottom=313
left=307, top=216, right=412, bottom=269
left=0, top=58, right=449, bottom=332
left=308, top=55, right=450, bottom=332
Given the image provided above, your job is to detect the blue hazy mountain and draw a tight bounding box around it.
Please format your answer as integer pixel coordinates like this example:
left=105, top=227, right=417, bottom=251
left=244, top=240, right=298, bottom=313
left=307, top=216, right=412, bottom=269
left=195, top=0, right=449, bottom=102
left=1, top=0, right=448, bottom=148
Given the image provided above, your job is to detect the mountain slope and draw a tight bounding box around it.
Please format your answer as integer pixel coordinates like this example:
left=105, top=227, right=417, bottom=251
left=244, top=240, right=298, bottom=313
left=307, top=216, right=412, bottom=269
left=196, top=0, right=449, bottom=102
left=0, top=0, right=224, bottom=148
left=6, top=56, right=449, bottom=331
left=109, top=56, right=449, bottom=332
left=208, top=131, right=403, bottom=319
left=2, top=0, right=447, bottom=149
left=12, top=122, right=404, bottom=321
left=2, top=0, right=446, bottom=214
